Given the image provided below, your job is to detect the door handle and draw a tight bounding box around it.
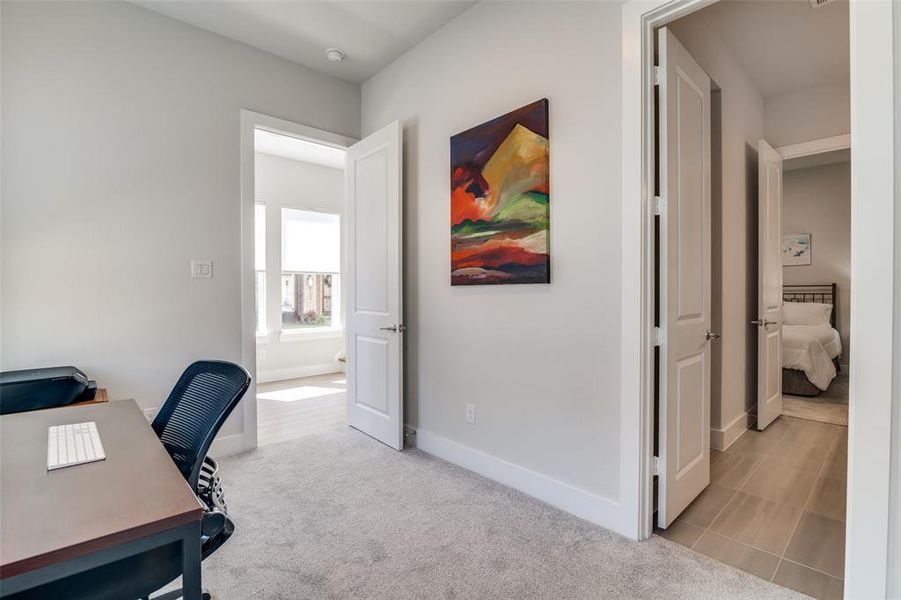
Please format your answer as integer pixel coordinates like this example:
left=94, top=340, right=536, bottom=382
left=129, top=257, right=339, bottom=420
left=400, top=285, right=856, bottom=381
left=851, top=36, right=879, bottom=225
left=379, top=324, right=406, bottom=333
left=750, top=319, right=777, bottom=328
left=705, top=329, right=720, bottom=341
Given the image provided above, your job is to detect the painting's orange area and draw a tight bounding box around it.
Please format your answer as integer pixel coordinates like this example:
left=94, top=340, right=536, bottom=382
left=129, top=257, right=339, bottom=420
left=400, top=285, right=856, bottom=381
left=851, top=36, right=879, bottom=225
left=452, top=244, right=547, bottom=270
left=451, top=185, right=487, bottom=225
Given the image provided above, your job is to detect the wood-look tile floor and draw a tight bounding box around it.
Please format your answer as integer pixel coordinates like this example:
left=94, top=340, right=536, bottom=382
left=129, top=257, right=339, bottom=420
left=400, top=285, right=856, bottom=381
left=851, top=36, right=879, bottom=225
left=657, top=416, right=847, bottom=600
left=257, top=373, right=346, bottom=447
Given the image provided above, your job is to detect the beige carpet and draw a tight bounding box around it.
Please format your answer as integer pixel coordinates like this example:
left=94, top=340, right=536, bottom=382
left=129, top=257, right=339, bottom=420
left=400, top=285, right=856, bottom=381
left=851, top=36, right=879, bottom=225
left=782, top=397, right=847, bottom=426
left=783, top=374, right=849, bottom=426
left=179, top=428, right=805, bottom=599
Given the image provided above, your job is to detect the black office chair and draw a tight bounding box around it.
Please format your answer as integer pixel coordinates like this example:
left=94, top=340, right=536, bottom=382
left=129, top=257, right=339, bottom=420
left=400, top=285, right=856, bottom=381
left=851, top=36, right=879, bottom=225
left=7, top=360, right=251, bottom=600
left=146, top=360, right=251, bottom=599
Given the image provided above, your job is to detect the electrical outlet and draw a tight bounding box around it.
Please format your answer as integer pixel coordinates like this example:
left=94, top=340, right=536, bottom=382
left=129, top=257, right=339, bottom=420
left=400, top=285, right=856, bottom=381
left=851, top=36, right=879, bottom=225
left=143, top=407, right=158, bottom=422
left=465, top=403, right=476, bottom=425
left=258, top=349, right=267, bottom=360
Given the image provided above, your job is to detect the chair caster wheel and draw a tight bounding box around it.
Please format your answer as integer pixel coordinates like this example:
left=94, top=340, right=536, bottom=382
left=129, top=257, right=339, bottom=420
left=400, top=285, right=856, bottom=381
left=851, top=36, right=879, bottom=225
left=202, top=591, right=212, bottom=600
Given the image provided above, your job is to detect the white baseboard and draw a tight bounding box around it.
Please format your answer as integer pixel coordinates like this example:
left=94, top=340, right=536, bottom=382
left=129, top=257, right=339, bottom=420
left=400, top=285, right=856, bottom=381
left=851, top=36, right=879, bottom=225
left=413, top=429, right=628, bottom=537
left=711, top=412, right=751, bottom=451
left=256, top=361, right=344, bottom=384
left=209, top=433, right=246, bottom=458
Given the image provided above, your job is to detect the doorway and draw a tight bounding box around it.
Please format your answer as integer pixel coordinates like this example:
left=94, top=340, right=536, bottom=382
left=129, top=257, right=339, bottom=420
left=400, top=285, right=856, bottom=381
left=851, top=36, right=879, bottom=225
left=252, top=128, right=348, bottom=447
left=623, top=0, right=895, bottom=596
left=239, top=111, right=406, bottom=453
left=654, top=10, right=850, bottom=599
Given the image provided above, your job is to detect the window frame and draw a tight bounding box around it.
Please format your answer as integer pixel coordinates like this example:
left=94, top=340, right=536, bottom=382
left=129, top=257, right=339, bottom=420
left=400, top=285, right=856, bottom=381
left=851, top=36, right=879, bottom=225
left=254, top=202, right=268, bottom=337
left=259, top=202, right=343, bottom=341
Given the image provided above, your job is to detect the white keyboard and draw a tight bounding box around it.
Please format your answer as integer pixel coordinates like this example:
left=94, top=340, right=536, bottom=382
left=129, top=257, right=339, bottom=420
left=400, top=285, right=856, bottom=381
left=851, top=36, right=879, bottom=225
left=47, top=422, right=106, bottom=471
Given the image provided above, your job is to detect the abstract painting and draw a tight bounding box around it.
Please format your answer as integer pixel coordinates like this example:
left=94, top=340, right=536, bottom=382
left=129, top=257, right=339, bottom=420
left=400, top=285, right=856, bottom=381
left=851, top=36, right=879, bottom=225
left=783, top=233, right=812, bottom=266
left=450, top=99, right=549, bottom=285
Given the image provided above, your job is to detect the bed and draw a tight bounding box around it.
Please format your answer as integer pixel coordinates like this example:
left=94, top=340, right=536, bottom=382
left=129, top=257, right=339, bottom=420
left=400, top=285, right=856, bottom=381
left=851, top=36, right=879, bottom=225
left=782, top=284, right=843, bottom=397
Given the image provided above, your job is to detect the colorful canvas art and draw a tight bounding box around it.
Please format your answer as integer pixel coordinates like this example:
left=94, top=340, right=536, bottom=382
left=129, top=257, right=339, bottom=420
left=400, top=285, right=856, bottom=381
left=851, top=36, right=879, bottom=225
left=450, top=99, right=550, bottom=285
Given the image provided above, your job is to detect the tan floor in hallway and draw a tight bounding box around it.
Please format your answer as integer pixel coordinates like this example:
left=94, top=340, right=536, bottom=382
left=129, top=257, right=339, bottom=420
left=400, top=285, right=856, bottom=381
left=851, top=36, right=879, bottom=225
left=257, top=372, right=346, bottom=446
left=657, top=415, right=847, bottom=600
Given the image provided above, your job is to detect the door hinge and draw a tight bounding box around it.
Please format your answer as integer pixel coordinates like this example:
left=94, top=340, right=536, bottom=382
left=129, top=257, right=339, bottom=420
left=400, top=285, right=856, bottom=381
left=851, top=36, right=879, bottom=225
left=654, top=65, right=663, bottom=86
left=654, top=196, right=666, bottom=216
left=653, top=456, right=665, bottom=476
left=654, top=327, right=665, bottom=347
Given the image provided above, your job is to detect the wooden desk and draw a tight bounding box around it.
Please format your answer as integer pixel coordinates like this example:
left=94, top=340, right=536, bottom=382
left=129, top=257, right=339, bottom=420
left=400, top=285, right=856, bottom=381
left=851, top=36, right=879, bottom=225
left=0, top=400, right=203, bottom=598
left=75, top=387, right=109, bottom=407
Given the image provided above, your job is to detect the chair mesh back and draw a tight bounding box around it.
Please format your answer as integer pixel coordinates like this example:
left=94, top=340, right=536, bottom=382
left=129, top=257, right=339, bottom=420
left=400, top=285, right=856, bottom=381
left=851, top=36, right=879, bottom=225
left=152, top=361, right=250, bottom=489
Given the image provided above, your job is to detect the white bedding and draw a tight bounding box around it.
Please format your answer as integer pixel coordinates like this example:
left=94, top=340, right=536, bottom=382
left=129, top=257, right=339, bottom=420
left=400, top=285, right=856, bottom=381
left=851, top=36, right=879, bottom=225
left=782, top=324, right=842, bottom=391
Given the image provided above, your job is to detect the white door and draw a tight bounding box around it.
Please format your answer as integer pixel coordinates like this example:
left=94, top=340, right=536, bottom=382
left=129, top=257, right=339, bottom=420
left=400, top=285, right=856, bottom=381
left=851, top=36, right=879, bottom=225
left=657, top=28, right=712, bottom=529
left=345, top=121, right=404, bottom=450
left=755, top=140, right=783, bottom=430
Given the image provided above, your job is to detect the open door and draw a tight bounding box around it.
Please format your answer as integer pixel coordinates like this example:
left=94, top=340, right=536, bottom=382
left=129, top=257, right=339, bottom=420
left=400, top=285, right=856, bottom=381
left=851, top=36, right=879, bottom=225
left=345, top=121, right=404, bottom=450
left=656, top=28, right=712, bottom=529
left=754, top=140, right=783, bottom=430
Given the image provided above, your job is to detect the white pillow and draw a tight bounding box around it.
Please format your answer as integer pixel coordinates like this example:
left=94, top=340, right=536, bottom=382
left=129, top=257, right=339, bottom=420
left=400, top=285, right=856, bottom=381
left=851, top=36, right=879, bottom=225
left=783, top=301, right=833, bottom=326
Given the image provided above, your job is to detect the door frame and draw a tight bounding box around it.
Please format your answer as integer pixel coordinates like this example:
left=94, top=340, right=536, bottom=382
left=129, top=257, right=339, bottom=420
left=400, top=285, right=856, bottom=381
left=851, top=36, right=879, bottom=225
left=621, top=1, right=896, bottom=596
left=776, top=133, right=850, bottom=162
left=239, top=110, right=357, bottom=452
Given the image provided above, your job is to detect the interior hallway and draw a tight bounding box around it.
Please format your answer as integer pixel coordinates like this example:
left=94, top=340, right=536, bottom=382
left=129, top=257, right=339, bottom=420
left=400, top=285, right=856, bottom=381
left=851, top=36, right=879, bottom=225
left=658, top=416, right=846, bottom=600
left=256, top=372, right=346, bottom=446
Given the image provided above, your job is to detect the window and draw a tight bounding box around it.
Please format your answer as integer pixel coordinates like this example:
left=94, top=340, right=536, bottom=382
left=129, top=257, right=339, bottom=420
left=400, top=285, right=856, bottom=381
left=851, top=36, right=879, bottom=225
left=254, top=204, right=266, bottom=335
left=281, top=208, right=340, bottom=330
left=281, top=273, right=334, bottom=328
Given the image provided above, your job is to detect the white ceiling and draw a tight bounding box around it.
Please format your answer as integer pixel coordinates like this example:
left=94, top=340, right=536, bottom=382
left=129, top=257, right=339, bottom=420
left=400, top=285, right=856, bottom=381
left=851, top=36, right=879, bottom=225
left=132, top=1, right=477, bottom=84
left=695, top=0, right=849, bottom=98
left=255, top=129, right=346, bottom=169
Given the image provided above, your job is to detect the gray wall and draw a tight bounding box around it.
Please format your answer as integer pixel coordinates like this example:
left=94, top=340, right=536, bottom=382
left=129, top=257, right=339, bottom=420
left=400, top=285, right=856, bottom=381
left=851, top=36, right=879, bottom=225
left=362, top=1, right=623, bottom=499
left=782, top=161, right=852, bottom=364
left=668, top=14, right=765, bottom=446
left=0, top=1, right=360, bottom=441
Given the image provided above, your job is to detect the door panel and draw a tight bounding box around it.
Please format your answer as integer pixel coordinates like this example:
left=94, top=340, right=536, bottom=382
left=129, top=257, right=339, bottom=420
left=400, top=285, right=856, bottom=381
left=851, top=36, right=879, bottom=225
left=676, top=355, right=705, bottom=471
left=756, top=140, right=783, bottom=430
left=354, top=150, right=390, bottom=313
left=355, top=336, right=390, bottom=415
left=346, top=121, right=404, bottom=450
left=657, top=27, right=712, bottom=529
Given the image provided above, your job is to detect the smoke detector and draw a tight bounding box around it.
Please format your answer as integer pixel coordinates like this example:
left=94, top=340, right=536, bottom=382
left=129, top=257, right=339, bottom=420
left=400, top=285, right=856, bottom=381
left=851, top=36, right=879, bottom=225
left=808, top=0, right=836, bottom=8
left=325, top=48, right=346, bottom=63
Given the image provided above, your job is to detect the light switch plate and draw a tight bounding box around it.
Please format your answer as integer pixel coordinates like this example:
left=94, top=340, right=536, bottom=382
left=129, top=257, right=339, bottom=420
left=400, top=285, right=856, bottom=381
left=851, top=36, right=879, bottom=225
left=191, top=260, right=213, bottom=279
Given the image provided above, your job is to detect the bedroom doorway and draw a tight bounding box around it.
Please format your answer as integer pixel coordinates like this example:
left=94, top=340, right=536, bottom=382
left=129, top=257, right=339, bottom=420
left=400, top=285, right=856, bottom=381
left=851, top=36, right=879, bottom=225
left=778, top=142, right=851, bottom=428
left=647, top=1, right=852, bottom=598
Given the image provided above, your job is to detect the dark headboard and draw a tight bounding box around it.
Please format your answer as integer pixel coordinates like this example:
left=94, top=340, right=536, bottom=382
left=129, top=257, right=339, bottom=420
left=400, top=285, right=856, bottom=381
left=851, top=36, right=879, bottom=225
left=782, top=283, right=837, bottom=329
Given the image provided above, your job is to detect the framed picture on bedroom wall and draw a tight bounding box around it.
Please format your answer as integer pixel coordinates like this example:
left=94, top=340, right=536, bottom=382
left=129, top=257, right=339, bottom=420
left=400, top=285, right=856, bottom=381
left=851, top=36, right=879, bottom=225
left=782, top=233, right=812, bottom=266
left=450, top=99, right=550, bottom=285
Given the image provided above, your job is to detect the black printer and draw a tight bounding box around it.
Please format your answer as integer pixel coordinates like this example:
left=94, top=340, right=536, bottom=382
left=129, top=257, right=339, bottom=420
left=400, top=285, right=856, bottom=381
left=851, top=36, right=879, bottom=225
left=0, top=366, right=97, bottom=415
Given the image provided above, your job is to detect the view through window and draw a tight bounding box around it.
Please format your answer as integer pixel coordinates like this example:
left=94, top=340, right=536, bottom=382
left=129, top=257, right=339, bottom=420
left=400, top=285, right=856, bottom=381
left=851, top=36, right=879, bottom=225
left=281, top=208, right=340, bottom=329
